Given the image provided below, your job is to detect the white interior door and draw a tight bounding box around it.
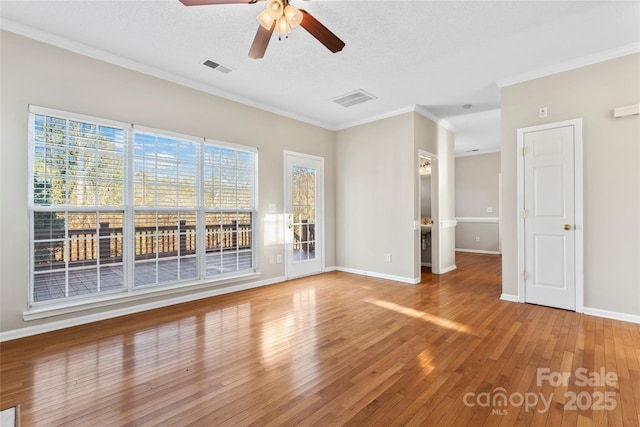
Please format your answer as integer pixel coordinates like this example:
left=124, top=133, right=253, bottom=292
left=284, top=151, right=323, bottom=279
left=523, top=123, right=577, bottom=310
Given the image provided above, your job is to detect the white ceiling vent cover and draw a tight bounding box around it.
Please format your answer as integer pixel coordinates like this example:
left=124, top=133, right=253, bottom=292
left=203, top=59, right=233, bottom=74
left=330, top=89, right=377, bottom=108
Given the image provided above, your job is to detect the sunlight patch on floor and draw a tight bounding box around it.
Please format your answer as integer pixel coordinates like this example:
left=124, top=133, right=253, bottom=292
left=364, top=298, right=475, bottom=335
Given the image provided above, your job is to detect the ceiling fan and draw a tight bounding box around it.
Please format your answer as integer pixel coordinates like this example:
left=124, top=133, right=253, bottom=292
left=178, top=0, right=346, bottom=59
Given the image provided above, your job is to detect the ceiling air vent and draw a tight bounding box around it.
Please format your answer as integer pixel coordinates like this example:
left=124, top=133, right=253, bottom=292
left=330, top=89, right=377, bottom=108
left=203, top=59, right=233, bottom=74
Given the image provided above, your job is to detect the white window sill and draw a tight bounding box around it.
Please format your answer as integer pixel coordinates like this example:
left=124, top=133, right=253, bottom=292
left=23, top=272, right=261, bottom=321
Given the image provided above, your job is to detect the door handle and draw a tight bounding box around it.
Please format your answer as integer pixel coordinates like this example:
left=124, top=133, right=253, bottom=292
left=564, top=224, right=572, bottom=231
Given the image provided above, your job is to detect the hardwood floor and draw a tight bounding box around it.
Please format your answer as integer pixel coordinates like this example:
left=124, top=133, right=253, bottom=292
left=2, top=252, right=639, bottom=426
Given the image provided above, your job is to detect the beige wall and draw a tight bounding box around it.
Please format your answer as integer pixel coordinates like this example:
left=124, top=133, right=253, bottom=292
left=335, top=113, right=416, bottom=280
left=0, top=31, right=336, bottom=333
left=334, top=112, right=456, bottom=282
left=501, top=53, right=640, bottom=316
left=455, top=152, right=500, bottom=253
left=455, top=223, right=500, bottom=253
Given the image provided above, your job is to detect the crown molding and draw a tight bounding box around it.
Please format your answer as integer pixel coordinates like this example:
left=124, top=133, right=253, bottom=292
left=334, top=105, right=457, bottom=133
left=496, top=42, right=640, bottom=88
left=333, top=105, right=416, bottom=131
left=0, top=18, right=334, bottom=130
left=414, top=105, right=457, bottom=133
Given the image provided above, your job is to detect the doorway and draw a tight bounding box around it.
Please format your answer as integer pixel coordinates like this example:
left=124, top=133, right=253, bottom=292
left=517, top=119, right=584, bottom=311
left=284, top=151, right=324, bottom=279
left=418, top=151, right=440, bottom=274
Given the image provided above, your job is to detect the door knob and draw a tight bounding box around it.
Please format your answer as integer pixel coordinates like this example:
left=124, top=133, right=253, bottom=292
left=564, top=224, right=572, bottom=231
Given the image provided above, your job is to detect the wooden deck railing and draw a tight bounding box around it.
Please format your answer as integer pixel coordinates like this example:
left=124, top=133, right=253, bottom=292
left=293, top=220, right=315, bottom=252
left=34, top=220, right=251, bottom=270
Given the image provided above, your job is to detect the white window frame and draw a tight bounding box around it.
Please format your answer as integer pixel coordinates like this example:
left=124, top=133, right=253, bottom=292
left=27, top=105, right=259, bottom=315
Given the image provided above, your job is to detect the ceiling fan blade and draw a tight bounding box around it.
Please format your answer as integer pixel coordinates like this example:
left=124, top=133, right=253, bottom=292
left=248, top=22, right=275, bottom=59
left=299, top=9, right=345, bottom=53
left=179, top=0, right=258, bottom=6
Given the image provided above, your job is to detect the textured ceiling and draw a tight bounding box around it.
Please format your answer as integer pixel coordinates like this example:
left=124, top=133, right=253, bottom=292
left=2, top=0, right=639, bottom=155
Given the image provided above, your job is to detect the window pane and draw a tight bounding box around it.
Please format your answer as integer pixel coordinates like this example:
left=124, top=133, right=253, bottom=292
left=100, top=265, right=125, bottom=291
left=98, top=212, right=124, bottom=264
left=34, top=211, right=66, bottom=273
left=68, top=267, right=98, bottom=297
left=31, top=206, right=126, bottom=302
left=292, top=167, right=316, bottom=264
left=33, top=271, right=66, bottom=302
left=34, top=240, right=66, bottom=270
left=133, top=132, right=198, bottom=208
left=134, top=212, right=197, bottom=287
left=34, top=211, right=66, bottom=240
left=32, top=114, right=125, bottom=208
left=204, top=211, right=253, bottom=277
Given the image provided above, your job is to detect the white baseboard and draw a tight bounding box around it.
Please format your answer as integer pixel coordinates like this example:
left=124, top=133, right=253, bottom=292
left=421, top=262, right=432, bottom=267
left=0, top=276, right=286, bottom=342
left=500, top=293, right=520, bottom=302
left=497, top=296, right=640, bottom=324
left=456, top=248, right=501, bottom=255
left=583, top=307, right=640, bottom=324
left=335, top=267, right=420, bottom=285
left=439, top=265, right=457, bottom=274
left=323, top=266, right=337, bottom=272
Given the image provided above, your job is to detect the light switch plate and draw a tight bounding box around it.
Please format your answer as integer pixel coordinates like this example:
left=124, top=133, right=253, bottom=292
left=539, top=107, right=548, bottom=118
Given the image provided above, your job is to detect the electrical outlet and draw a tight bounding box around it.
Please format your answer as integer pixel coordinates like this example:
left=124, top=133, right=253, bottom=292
left=487, top=207, right=493, bottom=213
left=276, top=254, right=282, bottom=263
left=476, top=236, right=480, bottom=242
left=385, top=253, right=392, bottom=262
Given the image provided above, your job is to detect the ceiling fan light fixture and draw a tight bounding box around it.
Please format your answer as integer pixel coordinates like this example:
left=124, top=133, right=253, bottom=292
left=257, top=9, right=275, bottom=30
left=284, top=5, right=303, bottom=28
left=266, top=0, right=284, bottom=20
left=275, top=16, right=291, bottom=36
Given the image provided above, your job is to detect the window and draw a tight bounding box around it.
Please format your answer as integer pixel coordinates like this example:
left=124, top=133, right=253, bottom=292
left=29, top=106, right=257, bottom=306
left=132, top=131, right=200, bottom=287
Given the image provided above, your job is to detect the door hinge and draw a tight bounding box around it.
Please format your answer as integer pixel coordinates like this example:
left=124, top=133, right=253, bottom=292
left=522, top=209, right=527, bottom=218
left=522, top=147, right=525, bottom=157
left=523, top=271, right=529, bottom=281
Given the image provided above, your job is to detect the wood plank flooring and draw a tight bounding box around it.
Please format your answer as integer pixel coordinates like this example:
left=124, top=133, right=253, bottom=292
left=2, top=252, right=639, bottom=426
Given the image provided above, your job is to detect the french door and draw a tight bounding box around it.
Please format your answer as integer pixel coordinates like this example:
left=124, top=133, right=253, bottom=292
left=284, top=151, right=323, bottom=279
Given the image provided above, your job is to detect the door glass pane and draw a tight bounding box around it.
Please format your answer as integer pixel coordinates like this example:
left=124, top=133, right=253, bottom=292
left=292, top=166, right=316, bottom=263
